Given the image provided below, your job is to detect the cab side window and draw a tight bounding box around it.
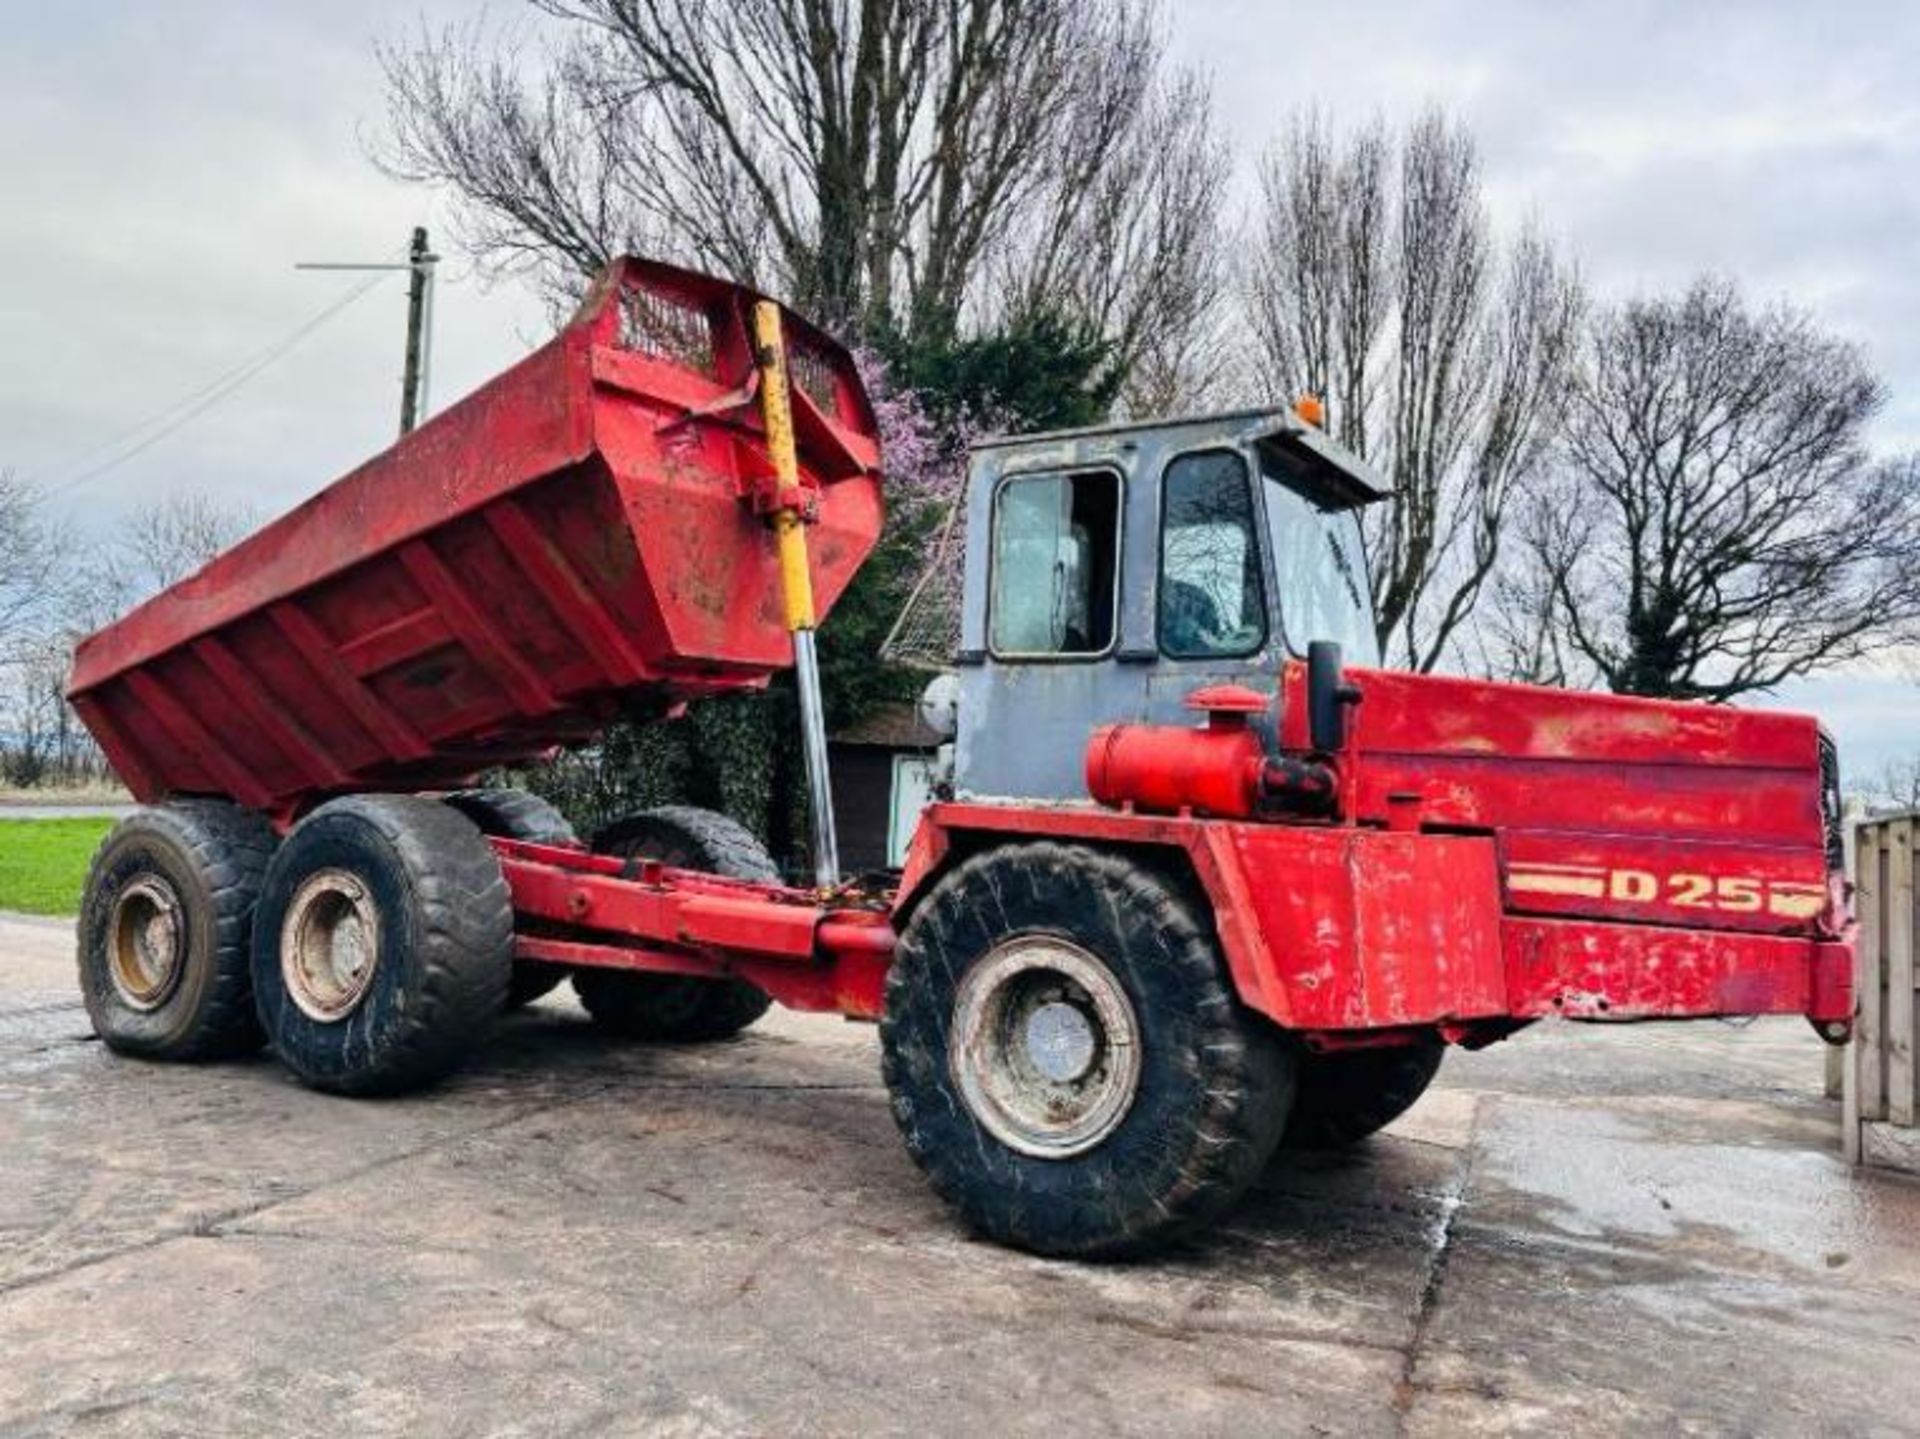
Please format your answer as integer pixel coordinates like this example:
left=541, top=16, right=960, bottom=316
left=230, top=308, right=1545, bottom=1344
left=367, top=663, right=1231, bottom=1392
left=989, top=470, right=1121, bottom=657
left=1159, top=451, right=1266, bottom=659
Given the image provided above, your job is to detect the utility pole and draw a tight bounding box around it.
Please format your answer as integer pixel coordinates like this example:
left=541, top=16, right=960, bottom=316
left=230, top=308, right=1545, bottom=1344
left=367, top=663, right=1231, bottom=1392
left=398, top=227, right=434, bottom=434
left=296, top=227, right=440, bottom=437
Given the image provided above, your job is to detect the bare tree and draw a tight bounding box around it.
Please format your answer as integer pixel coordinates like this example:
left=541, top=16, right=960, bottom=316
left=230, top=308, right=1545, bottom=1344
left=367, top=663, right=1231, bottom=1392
left=1532, top=277, right=1920, bottom=701
left=1863, top=754, right=1920, bottom=815
left=5, top=490, right=257, bottom=787
left=0, top=637, right=93, bottom=788
left=124, top=492, right=257, bottom=591
left=376, top=0, right=1225, bottom=398
left=1247, top=115, right=1389, bottom=456
left=990, top=65, right=1232, bottom=413
left=1473, top=471, right=1588, bottom=687
left=0, top=470, right=68, bottom=666
left=0, top=474, right=95, bottom=786
left=1243, top=108, right=1583, bottom=670
left=71, top=492, right=257, bottom=633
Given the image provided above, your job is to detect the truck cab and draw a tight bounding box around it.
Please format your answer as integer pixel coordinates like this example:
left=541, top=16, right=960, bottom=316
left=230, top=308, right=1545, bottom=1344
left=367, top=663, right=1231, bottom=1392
left=951, top=407, right=1387, bottom=802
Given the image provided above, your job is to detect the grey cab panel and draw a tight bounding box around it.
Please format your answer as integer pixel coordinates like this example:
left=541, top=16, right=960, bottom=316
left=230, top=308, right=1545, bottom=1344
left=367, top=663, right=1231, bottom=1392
left=953, top=408, right=1385, bottom=804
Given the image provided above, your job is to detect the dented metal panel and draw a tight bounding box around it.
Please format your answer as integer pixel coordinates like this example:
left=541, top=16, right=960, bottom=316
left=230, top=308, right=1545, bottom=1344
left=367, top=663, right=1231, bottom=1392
left=1219, top=826, right=1506, bottom=1029
left=1273, top=661, right=1838, bottom=942
left=1503, top=917, right=1850, bottom=1023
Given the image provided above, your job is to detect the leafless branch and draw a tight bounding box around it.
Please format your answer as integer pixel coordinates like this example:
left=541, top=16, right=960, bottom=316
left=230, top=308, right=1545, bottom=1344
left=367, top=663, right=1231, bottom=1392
left=1541, top=276, right=1919, bottom=700
left=1241, top=107, right=1583, bottom=670
left=376, top=0, right=1217, bottom=372
left=0, top=470, right=67, bottom=667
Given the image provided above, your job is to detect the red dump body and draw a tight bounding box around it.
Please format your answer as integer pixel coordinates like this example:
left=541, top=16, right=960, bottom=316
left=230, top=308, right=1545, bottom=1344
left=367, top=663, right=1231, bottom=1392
left=68, top=260, right=883, bottom=822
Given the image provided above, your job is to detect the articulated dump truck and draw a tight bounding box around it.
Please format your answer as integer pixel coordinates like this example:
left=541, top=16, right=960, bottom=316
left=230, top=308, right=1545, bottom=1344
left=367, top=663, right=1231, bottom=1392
left=69, top=259, right=1854, bottom=1258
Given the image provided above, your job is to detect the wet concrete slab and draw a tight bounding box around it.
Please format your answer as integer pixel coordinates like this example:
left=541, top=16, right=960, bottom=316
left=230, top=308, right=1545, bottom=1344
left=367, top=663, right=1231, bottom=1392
left=2, top=912, right=1917, bottom=1435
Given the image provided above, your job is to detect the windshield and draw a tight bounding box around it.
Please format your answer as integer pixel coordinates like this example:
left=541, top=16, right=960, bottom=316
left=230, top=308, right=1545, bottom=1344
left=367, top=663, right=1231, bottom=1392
left=1260, top=447, right=1380, bottom=665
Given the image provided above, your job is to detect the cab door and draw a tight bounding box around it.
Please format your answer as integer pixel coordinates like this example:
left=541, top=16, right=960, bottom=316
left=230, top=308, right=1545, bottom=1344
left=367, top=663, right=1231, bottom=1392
left=953, top=460, right=1138, bottom=802
left=1143, top=446, right=1283, bottom=726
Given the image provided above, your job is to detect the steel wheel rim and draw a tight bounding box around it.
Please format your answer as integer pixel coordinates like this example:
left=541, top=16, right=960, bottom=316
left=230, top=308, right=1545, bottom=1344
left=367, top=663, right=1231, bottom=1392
left=281, top=868, right=380, bottom=1022
left=950, top=936, right=1142, bottom=1159
left=108, top=876, right=185, bottom=1011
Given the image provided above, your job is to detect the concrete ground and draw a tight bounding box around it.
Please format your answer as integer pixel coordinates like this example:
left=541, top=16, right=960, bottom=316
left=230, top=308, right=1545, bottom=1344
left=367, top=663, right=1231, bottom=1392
left=2, top=911, right=1917, bottom=1437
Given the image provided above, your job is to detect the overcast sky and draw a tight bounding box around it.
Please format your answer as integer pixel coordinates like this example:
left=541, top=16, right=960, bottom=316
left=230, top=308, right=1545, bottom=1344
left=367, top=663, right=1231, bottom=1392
left=3, top=0, right=1916, bottom=770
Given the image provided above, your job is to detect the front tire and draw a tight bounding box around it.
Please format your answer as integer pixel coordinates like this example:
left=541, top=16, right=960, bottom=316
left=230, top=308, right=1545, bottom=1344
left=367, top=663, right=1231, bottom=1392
left=78, top=801, right=278, bottom=1061
left=251, top=795, right=512, bottom=1095
left=882, top=842, right=1293, bottom=1259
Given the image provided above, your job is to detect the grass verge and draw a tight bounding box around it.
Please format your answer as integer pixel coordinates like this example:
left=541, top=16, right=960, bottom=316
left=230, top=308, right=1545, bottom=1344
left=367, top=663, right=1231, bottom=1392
left=0, top=818, right=114, bottom=916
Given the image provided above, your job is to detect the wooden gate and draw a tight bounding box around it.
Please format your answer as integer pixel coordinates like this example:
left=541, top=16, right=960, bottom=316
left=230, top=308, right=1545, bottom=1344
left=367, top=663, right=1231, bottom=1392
left=1846, top=813, right=1920, bottom=1174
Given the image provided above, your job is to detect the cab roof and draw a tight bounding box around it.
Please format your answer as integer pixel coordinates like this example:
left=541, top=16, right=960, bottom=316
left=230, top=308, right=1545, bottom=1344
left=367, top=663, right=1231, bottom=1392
left=969, top=406, right=1391, bottom=507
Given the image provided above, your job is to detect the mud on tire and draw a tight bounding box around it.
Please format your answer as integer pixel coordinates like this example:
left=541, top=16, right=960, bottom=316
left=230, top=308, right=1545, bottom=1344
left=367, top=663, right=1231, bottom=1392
left=78, top=801, right=278, bottom=1061
left=251, top=794, right=513, bottom=1095
left=571, top=806, right=777, bottom=1042
left=438, top=787, right=576, bottom=1010
left=881, top=841, right=1294, bottom=1260
left=1282, top=1040, right=1444, bottom=1149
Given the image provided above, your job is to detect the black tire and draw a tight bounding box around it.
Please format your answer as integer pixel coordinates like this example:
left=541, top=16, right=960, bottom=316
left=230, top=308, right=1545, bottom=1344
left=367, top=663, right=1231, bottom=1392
left=251, top=794, right=513, bottom=1095
left=440, top=788, right=576, bottom=846
left=1282, top=1040, right=1444, bottom=1149
left=592, top=805, right=781, bottom=885
left=438, top=788, right=575, bottom=1009
left=882, top=841, right=1293, bottom=1260
left=77, top=801, right=278, bottom=1061
left=571, top=806, right=777, bottom=1042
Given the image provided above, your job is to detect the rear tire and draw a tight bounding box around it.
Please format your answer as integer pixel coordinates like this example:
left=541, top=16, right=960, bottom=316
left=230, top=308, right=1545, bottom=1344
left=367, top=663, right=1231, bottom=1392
left=439, top=788, right=575, bottom=846
left=251, top=795, right=512, bottom=1095
left=1282, top=1040, right=1444, bottom=1149
left=882, top=842, right=1293, bottom=1259
left=77, top=801, right=277, bottom=1061
left=438, top=787, right=575, bottom=1010
left=571, top=806, right=777, bottom=1042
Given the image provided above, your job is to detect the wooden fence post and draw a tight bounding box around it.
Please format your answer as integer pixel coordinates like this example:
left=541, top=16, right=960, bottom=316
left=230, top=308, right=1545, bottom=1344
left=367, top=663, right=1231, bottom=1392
left=1891, top=820, right=1917, bottom=1127
left=1849, top=813, right=1920, bottom=1175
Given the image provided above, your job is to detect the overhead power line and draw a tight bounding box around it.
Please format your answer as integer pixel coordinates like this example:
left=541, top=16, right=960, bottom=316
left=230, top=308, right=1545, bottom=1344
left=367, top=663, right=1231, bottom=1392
left=296, top=225, right=440, bottom=437
left=38, top=268, right=399, bottom=502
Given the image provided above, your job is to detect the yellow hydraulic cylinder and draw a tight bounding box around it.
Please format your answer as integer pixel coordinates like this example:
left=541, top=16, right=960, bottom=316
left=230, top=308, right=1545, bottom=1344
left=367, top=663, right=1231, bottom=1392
left=750, top=299, right=839, bottom=887
left=752, top=300, right=818, bottom=633
left=771, top=509, right=816, bottom=633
